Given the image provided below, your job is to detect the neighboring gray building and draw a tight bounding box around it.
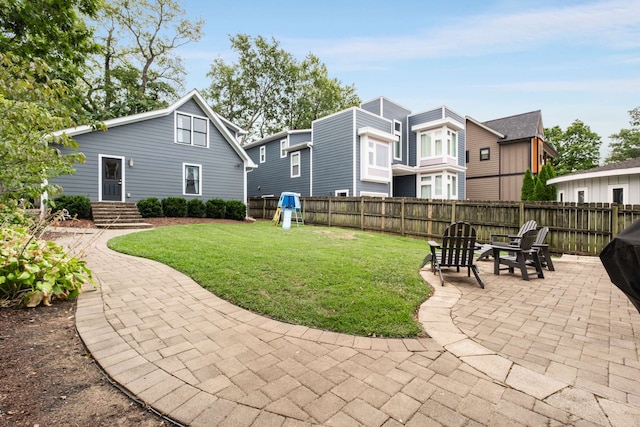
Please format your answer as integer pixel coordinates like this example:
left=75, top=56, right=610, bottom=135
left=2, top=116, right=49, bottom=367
left=245, top=97, right=467, bottom=199
left=50, top=90, right=256, bottom=204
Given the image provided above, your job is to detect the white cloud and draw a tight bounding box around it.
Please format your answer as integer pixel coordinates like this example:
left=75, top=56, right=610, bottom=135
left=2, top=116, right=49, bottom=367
left=281, top=0, right=640, bottom=66
left=484, top=78, right=640, bottom=93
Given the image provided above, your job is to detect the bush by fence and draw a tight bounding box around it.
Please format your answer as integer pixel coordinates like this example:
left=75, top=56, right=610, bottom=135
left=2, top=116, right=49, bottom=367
left=249, top=196, right=640, bottom=256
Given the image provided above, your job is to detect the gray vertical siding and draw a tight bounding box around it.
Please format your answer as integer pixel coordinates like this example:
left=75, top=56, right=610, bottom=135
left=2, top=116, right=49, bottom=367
left=51, top=103, right=246, bottom=202
left=312, top=109, right=356, bottom=196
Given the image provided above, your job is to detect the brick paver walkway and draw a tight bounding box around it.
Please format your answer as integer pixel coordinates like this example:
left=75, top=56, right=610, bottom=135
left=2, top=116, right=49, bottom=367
left=65, top=228, right=640, bottom=426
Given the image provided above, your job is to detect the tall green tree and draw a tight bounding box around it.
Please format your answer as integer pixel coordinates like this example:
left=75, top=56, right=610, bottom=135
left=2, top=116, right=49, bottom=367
left=0, top=0, right=100, bottom=117
left=83, top=0, right=204, bottom=119
left=0, top=53, right=88, bottom=202
left=606, top=107, right=640, bottom=163
left=521, top=169, right=535, bottom=201
left=546, top=120, right=601, bottom=175
left=204, top=34, right=360, bottom=143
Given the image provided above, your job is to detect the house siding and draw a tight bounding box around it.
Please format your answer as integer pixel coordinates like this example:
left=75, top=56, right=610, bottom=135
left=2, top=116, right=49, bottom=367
left=555, top=175, right=640, bottom=204
left=51, top=103, right=245, bottom=202
left=312, top=109, right=356, bottom=196
left=246, top=131, right=312, bottom=197
left=465, top=121, right=501, bottom=200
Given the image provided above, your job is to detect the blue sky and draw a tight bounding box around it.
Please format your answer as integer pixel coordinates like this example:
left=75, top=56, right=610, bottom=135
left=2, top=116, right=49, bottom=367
left=177, top=0, right=640, bottom=159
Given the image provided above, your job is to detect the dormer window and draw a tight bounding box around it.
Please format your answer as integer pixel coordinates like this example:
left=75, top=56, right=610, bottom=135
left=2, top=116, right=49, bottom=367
left=176, top=112, right=208, bottom=147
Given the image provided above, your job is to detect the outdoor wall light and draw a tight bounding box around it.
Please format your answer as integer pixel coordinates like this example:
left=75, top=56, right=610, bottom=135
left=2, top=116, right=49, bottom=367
left=128, top=158, right=134, bottom=167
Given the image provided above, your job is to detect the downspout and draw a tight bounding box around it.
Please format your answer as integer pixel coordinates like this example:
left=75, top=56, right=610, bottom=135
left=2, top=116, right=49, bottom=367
left=309, top=145, right=313, bottom=196
left=352, top=109, right=357, bottom=196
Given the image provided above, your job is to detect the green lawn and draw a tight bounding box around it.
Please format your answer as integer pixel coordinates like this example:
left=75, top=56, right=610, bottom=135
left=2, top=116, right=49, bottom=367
left=107, top=221, right=432, bottom=337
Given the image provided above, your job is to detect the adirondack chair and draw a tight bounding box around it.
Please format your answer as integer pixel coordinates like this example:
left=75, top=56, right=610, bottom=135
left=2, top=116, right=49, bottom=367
left=476, top=220, right=538, bottom=260
left=492, top=229, right=544, bottom=280
left=425, top=222, right=485, bottom=289
left=529, top=226, right=555, bottom=271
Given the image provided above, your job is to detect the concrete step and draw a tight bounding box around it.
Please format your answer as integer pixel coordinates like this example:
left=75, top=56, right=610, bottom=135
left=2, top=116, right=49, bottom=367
left=95, top=222, right=153, bottom=230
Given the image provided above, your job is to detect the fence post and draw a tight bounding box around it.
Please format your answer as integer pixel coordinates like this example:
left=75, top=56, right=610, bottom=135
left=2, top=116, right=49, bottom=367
left=262, top=197, right=266, bottom=219
left=381, top=199, right=386, bottom=231
left=361, top=198, right=365, bottom=231
left=451, top=200, right=456, bottom=223
left=612, top=204, right=619, bottom=237
left=401, top=198, right=405, bottom=236
left=328, top=198, right=332, bottom=227
left=519, top=201, right=525, bottom=225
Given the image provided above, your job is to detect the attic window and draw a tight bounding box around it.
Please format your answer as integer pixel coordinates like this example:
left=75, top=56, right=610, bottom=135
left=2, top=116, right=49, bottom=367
left=176, top=112, right=208, bottom=147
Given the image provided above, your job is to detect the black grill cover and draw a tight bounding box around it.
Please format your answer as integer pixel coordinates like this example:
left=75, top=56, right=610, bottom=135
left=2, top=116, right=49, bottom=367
left=600, top=219, right=640, bottom=314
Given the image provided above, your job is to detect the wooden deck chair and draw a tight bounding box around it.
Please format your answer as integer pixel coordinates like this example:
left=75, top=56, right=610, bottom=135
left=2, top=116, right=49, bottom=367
left=529, top=226, right=554, bottom=271
left=425, top=222, right=485, bottom=289
left=492, top=229, right=544, bottom=280
left=476, top=219, right=537, bottom=260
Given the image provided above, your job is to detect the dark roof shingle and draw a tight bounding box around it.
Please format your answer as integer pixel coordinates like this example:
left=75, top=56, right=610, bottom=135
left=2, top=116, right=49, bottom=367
left=483, top=110, right=542, bottom=142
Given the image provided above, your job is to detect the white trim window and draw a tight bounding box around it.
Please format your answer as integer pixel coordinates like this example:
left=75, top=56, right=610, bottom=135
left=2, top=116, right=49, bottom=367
left=608, top=184, right=628, bottom=204
left=418, top=128, right=457, bottom=160
left=361, top=136, right=391, bottom=183
left=280, top=139, right=288, bottom=158
left=576, top=187, right=588, bottom=204
left=183, top=163, right=202, bottom=196
left=175, top=112, right=208, bottom=147
left=290, top=152, right=301, bottom=177
left=393, top=120, right=402, bottom=160
left=259, top=146, right=266, bottom=163
left=419, top=172, right=458, bottom=200
left=335, top=189, right=349, bottom=197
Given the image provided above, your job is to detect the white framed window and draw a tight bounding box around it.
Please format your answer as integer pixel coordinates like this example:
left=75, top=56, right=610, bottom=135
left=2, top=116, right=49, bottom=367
left=418, top=127, right=457, bottom=160
left=290, top=152, right=300, bottom=177
left=393, top=120, right=402, bottom=160
left=608, top=184, right=628, bottom=204
left=183, top=163, right=202, bottom=196
left=335, top=189, right=349, bottom=197
left=576, top=187, right=588, bottom=204
left=361, top=136, right=391, bottom=183
left=280, top=139, right=288, bottom=158
left=419, top=172, right=458, bottom=200
left=175, top=112, right=208, bottom=147
left=259, top=146, right=266, bottom=163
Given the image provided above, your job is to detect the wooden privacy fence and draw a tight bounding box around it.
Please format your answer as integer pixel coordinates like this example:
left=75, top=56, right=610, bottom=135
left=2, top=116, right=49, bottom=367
left=249, top=197, right=640, bottom=256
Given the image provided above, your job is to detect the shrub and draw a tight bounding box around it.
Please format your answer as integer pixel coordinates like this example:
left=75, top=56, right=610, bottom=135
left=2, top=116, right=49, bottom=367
left=137, top=197, right=163, bottom=218
left=225, top=200, right=247, bottom=221
left=52, top=195, right=92, bottom=219
left=162, top=197, right=187, bottom=217
left=205, top=198, right=226, bottom=219
left=187, top=199, right=206, bottom=218
left=0, top=224, right=94, bottom=307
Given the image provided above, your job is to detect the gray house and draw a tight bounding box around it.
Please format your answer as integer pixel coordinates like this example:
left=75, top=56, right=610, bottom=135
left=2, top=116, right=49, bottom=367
left=245, top=97, right=466, bottom=199
left=50, top=90, right=256, bottom=205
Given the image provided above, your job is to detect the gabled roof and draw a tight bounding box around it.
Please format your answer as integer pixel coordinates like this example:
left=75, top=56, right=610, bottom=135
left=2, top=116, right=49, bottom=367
left=55, top=89, right=256, bottom=168
left=482, top=110, right=543, bottom=142
left=465, top=116, right=505, bottom=138
left=548, top=156, right=640, bottom=184
left=243, top=129, right=312, bottom=149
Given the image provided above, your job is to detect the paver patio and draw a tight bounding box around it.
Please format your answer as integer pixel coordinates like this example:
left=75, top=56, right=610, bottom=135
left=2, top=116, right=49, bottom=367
left=62, top=228, right=640, bottom=426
